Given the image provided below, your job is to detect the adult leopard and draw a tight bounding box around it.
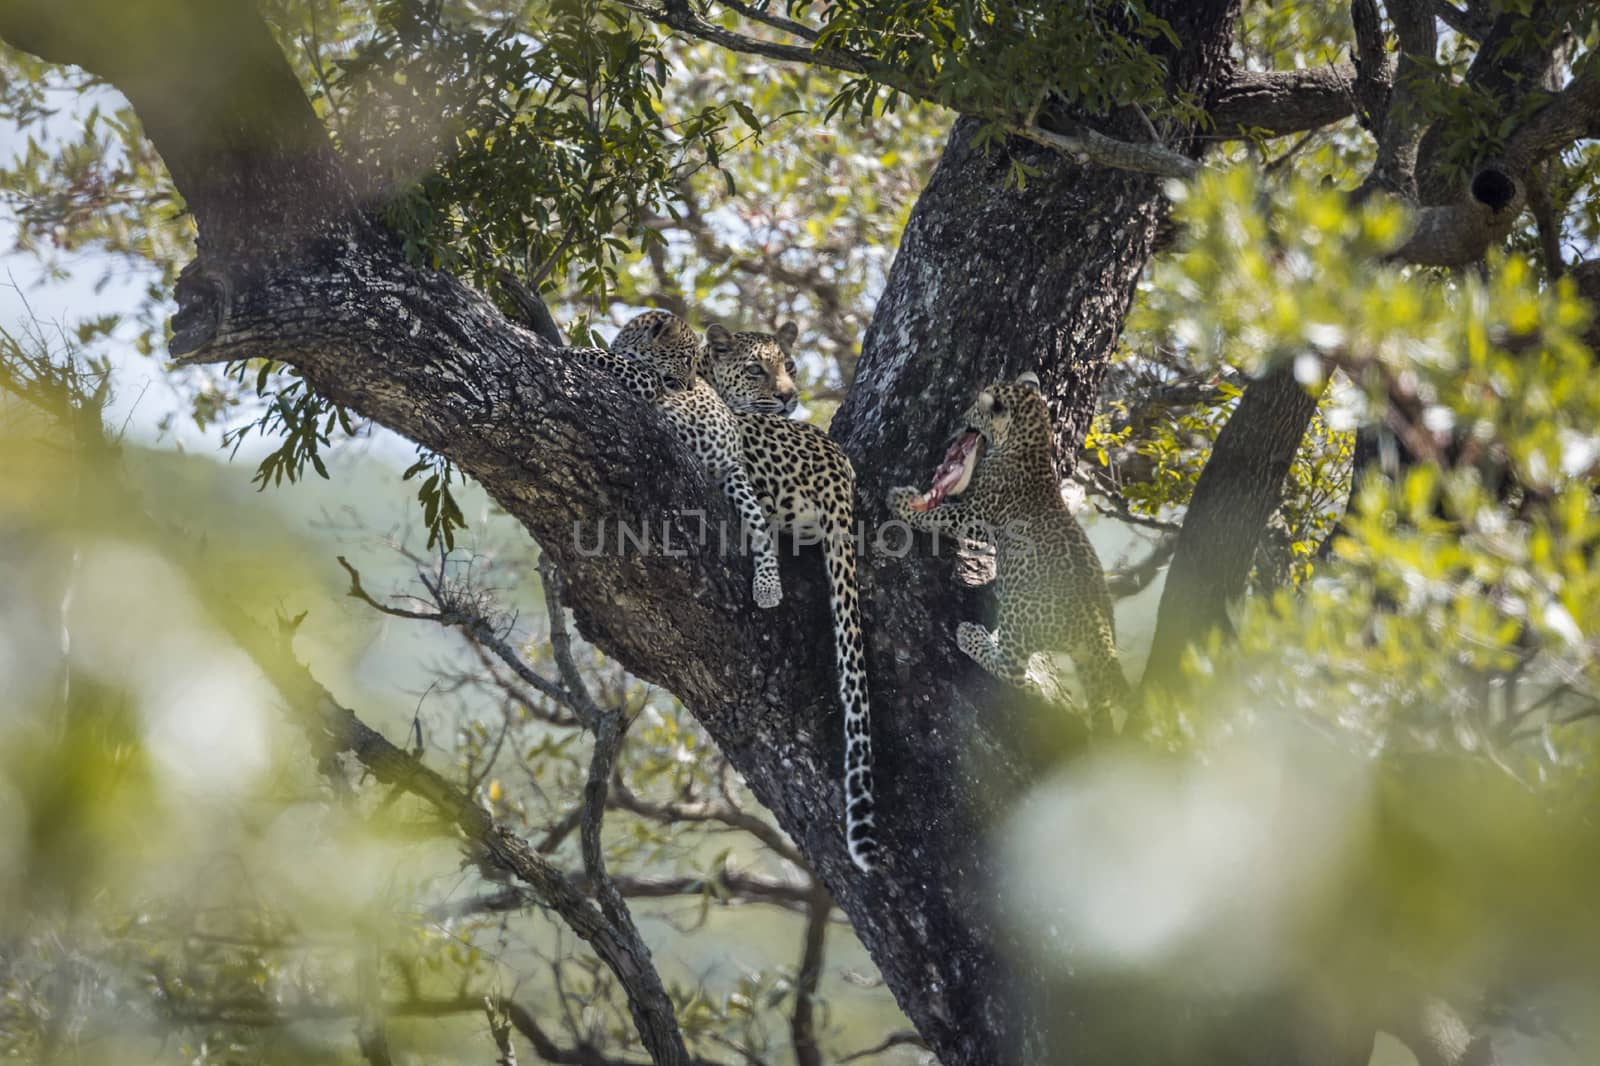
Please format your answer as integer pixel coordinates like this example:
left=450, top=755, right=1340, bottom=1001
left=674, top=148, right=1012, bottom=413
left=702, top=321, right=878, bottom=868
left=571, top=311, right=783, bottom=611
left=618, top=313, right=880, bottom=871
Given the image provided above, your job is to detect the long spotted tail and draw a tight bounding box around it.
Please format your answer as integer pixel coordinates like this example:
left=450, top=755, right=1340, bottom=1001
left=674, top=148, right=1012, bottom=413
left=824, top=526, right=877, bottom=871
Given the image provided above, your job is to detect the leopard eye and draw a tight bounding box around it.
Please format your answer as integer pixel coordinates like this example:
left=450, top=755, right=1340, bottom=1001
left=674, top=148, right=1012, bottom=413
left=992, top=399, right=1007, bottom=416
left=784, top=361, right=797, bottom=375
left=663, top=375, right=686, bottom=392
left=743, top=363, right=765, bottom=378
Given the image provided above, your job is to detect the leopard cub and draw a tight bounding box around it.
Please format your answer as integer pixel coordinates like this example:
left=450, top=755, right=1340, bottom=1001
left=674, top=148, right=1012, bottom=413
left=889, top=373, right=1132, bottom=721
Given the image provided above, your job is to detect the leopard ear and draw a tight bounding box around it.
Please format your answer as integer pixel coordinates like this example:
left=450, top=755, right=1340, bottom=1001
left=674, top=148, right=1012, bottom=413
left=1016, top=371, right=1042, bottom=392
left=775, top=321, right=799, bottom=350
left=705, top=323, right=734, bottom=352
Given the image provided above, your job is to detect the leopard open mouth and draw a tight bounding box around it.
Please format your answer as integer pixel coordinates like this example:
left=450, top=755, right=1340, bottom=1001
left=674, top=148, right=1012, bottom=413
left=908, top=429, right=982, bottom=512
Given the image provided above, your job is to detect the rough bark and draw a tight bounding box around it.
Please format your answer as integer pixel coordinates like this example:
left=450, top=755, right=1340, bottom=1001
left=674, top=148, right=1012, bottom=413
left=1207, top=63, right=1382, bottom=139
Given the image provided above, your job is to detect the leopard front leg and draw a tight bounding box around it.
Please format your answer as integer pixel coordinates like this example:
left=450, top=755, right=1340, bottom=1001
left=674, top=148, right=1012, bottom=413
left=886, top=486, right=983, bottom=539
left=956, top=621, right=1035, bottom=687
left=721, top=466, right=783, bottom=609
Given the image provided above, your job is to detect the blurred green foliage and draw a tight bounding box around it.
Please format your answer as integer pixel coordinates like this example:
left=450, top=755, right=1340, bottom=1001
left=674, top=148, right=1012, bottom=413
left=0, top=326, right=907, bottom=1063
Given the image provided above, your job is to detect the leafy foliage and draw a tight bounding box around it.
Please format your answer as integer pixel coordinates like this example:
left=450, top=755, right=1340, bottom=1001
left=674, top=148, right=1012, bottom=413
left=1143, top=168, right=1598, bottom=747
left=319, top=0, right=740, bottom=303
left=799, top=0, right=1191, bottom=131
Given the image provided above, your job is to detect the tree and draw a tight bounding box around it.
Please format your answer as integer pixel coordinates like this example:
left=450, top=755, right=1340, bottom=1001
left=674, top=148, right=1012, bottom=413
left=4, top=0, right=1600, bottom=1063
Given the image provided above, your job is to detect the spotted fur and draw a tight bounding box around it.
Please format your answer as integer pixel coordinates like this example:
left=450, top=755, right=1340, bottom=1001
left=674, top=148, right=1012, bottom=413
left=573, top=310, right=782, bottom=610
left=696, top=319, right=878, bottom=870
left=698, top=322, right=801, bottom=415
left=888, top=373, right=1132, bottom=722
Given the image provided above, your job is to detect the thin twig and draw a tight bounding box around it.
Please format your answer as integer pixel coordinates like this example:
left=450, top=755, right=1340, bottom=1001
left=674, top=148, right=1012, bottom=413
left=609, top=775, right=805, bottom=867
left=837, top=1030, right=929, bottom=1062
left=337, top=555, right=573, bottom=709
left=486, top=996, right=519, bottom=1066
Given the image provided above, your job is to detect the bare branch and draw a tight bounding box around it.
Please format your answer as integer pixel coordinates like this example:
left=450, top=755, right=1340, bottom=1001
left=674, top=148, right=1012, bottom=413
left=837, top=1031, right=929, bottom=1063
left=337, top=555, right=574, bottom=711
left=486, top=997, right=520, bottom=1066
left=211, top=604, right=694, bottom=1065
left=789, top=880, right=832, bottom=1066
left=609, top=776, right=804, bottom=867
left=1105, top=535, right=1178, bottom=600
left=431, top=866, right=818, bottom=919
left=539, top=555, right=606, bottom=729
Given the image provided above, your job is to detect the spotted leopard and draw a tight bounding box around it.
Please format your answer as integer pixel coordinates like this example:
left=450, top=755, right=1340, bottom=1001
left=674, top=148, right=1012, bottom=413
left=570, top=311, right=782, bottom=610
left=695, top=320, right=879, bottom=870
left=888, top=373, right=1132, bottom=722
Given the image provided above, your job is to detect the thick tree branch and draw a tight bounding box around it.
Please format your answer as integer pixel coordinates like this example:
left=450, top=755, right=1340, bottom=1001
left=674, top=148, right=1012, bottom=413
left=1144, top=363, right=1320, bottom=695
left=1393, top=165, right=1525, bottom=267
left=1207, top=63, right=1376, bottom=139
left=1427, top=0, right=1490, bottom=39
left=1503, top=61, right=1600, bottom=168
left=0, top=0, right=359, bottom=266
left=1366, top=0, right=1437, bottom=199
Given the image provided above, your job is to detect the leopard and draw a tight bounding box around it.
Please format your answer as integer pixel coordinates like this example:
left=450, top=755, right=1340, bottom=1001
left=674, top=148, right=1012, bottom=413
left=699, top=322, right=800, bottom=415
left=569, top=310, right=783, bottom=611
left=887, top=372, right=1133, bottom=724
left=680, top=317, right=881, bottom=871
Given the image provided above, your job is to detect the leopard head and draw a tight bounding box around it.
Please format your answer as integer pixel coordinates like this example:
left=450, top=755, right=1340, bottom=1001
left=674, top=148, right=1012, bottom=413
left=610, top=309, right=700, bottom=393
left=699, top=322, right=800, bottom=415
left=961, top=372, right=1050, bottom=459
left=920, top=373, right=1052, bottom=506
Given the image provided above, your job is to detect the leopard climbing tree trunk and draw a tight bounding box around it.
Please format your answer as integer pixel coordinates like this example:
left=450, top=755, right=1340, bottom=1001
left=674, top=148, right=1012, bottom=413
left=0, top=0, right=1261, bottom=1062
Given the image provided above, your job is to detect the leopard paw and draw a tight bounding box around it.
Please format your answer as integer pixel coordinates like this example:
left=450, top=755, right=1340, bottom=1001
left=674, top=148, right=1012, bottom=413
left=886, top=485, right=923, bottom=520
left=956, top=621, right=991, bottom=658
